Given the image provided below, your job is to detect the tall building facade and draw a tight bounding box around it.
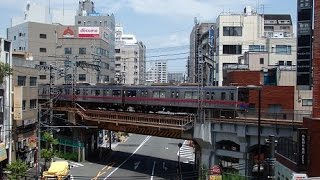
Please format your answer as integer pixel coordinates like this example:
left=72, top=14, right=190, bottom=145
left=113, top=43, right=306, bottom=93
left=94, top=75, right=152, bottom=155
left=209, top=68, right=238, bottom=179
left=0, top=38, right=13, bottom=174
left=168, top=72, right=184, bottom=84
left=12, top=55, right=38, bottom=166
left=215, top=7, right=296, bottom=86
left=114, top=26, right=146, bottom=85
left=189, top=22, right=215, bottom=85
left=7, top=0, right=116, bottom=84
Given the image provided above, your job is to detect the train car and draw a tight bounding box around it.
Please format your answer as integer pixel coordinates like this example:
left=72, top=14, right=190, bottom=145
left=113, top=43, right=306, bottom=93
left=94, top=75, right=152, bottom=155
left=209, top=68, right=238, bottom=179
left=38, top=84, right=249, bottom=118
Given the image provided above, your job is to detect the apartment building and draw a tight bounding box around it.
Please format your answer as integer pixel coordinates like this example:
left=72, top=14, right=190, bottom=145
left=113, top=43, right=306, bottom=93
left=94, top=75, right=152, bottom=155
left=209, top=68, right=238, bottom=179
left=189, top=22, right=215, bottom=85
left=0, top=38, right=12, bottom=176
left=168, top=72, right=185, bottom=84
left=215, top=7, right=295, bottom=86
left=146, top=60, right=168, bottom=84
left=12, top=54, right=38, bottom=167
left=114, top=26, right=146, bottom=85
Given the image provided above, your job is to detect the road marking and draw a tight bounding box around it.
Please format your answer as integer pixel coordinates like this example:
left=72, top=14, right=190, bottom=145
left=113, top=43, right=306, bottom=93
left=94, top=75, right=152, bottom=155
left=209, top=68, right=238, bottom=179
left=92, top=162, right=114, bottom=180
left=134, top=161, right=140, bottom=170
left=70, top=175, right=74, bottom=180
left=104, top=136, right=152, bottom=179
left=150, top=161, right=156, bottom=180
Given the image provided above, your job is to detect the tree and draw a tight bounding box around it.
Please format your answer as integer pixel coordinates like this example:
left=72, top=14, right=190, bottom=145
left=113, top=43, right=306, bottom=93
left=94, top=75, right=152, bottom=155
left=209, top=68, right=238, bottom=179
left=5, top=159, right=28, bottom=180
left=41, top=132, right=58, bottom=170
left=0, top=62, right=12, bottom=84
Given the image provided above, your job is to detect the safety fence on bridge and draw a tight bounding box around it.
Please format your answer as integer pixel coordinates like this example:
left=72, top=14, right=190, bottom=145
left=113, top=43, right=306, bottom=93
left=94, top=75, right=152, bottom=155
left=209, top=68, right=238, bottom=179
left=54, top=107, right=195, bottom=131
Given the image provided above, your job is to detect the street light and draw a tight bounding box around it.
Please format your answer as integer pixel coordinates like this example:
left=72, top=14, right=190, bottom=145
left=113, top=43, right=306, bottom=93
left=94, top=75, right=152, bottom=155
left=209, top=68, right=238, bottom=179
left=246, top=85, right=262, bottom=179
left=178, top=142, right=183, bottom=180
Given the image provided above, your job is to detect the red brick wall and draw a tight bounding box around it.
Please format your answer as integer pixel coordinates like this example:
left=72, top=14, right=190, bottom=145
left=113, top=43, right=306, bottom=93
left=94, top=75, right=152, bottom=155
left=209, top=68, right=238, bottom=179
left=303, top=118, right=320, bottom=176
left=225, top=71, right=261, bottom=86
left=313, top=0, right=320, bottom=118
left=248, top=86, right=294, bottom=110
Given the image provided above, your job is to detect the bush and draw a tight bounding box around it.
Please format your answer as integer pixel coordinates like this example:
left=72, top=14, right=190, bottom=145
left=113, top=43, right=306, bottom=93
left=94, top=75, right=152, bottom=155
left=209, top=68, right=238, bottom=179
left=56, top=151, right=78, bottom=162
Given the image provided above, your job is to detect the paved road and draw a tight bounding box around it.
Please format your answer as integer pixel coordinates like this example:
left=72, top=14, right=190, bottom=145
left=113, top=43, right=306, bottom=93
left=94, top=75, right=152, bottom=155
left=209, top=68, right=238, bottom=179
left=85, top=134, right=196, bottom=180
left=25, top=134, right=196, bottom=179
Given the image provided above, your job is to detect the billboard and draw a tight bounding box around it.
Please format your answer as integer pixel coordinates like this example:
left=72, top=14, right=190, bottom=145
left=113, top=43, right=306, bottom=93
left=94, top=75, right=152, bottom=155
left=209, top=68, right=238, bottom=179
left=297, top=128, right=308, bottom=171
left=78, top=27, right=100, bottom=38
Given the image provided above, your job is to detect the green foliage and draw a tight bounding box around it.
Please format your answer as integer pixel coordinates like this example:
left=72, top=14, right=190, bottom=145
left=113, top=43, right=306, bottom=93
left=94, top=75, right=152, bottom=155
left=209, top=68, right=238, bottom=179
left=5, top=159, right=28, bottom=180
left=222, top=172, right=246, bottom=180
left=55, top=151, right=78, bottom=162
left=41, top=132, right=58, bottom=170
left=0, top=62, right=12, bottom=84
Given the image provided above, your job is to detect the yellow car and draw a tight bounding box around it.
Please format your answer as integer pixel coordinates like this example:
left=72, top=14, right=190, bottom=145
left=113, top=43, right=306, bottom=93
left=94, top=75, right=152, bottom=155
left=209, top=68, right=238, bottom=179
left=42, top=161, right=70, bottom=180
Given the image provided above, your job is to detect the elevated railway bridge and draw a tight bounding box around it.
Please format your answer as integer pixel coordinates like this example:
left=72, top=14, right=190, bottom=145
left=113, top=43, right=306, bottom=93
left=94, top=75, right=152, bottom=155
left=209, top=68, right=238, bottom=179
left=38, top=84, right=308, bottom=175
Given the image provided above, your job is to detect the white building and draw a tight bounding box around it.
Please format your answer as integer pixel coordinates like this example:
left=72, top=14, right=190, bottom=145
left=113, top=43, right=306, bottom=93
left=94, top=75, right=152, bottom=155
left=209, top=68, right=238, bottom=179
left=115, top=25, right=146, bottom=85
left=0, top=38, right=13, bottom=165
left=215, top=7, right=296, bottom=86
left=11, top=1, right=75, bottom=27
left=146, top=60, right=168, bottom=84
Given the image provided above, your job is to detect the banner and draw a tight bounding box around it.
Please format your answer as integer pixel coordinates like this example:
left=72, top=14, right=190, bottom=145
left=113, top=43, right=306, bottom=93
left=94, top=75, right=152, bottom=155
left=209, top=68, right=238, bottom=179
left=78, top=27, right=100, bottom=38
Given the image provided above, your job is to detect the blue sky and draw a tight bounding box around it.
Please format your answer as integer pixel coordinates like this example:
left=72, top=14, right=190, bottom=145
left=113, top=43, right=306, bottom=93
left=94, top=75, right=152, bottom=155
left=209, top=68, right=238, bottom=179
left=0, top=0, right=297, bottom=73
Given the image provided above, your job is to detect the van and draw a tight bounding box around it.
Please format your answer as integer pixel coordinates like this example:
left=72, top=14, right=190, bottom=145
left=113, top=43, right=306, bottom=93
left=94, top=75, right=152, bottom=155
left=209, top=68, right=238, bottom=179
left=291, top=173, right=308, bottom=180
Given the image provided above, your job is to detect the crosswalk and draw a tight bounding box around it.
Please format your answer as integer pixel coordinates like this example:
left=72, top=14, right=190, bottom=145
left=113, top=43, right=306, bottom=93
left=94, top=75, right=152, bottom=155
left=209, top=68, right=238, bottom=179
left=68, top=161, right=85, bottom=168
left=177, top=140, right=195, bottom=164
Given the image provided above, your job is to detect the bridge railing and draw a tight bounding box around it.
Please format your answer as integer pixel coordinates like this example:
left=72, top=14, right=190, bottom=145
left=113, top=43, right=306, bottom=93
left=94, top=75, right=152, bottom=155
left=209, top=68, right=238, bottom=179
left=76, top=109, right=195, bottom=130
left=237, top=108, right=310, bottom=121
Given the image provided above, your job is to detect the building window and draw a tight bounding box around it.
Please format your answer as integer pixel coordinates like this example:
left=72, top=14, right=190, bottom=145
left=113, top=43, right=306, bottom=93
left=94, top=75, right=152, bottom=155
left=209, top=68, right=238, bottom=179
left=39, top=34, right=47, bottom=39
left=78, top=21, right=81, bottom=25
left=39, top=48, right=47, bottom=53
left=302, top=99, right=312, bottom=106
left=14, top=36, right=16, bottom=40
left=264, top=26, right=274, bottom=31
left=40, top=61, right=46, bottom=65
left=260, top=58, right=264, bottom=64
left=223, top=26, right=242, bottom=36
left=65, top=48, right=72, bottom=54
left=278, top=61, right=285, bottom=66
left=104, top=21, right=107, bottom=27
left=30, top=77, right=37, bottom=86
left=79, top=74, right=86, bottom=81
left=0, top=97, right=3, bottom=112
left=79, top=48, right=86, bottom=55
left=39, top=75, right=46, bottom=79
left=115, top=49, right=120, bottom=53
left=223, top=45, right=242, bottom=54
left=275, top=45, right=292, bottom=54
left=249, top=45, right=265, bottom=52
left=30, top=99, right=37, bottom=109
left=18, top=76, right=26, bottom=86
left=22, top=100, right=26, bottom=111
left=287, top=61, right=292, bottom=66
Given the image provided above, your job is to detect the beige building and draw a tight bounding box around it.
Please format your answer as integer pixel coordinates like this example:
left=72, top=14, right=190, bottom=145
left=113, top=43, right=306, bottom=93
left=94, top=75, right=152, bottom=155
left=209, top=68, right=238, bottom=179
left=12, top=54, right=38, bottom=166
left=114, top=26, right=146, bottom=85
left=7, top=22, right=115, bottom=84
left=215, top=7, right=295, bottom=86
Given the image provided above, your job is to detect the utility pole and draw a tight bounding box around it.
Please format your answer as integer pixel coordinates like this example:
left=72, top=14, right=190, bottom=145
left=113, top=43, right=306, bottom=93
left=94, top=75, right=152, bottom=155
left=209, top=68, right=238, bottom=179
left=265, top=135, right=277, bottom=180
left=49, top=64, right=54, bottom=128
left=72, top=56, right=78, bottom=108
left=195, top=17, right=204, bottom=124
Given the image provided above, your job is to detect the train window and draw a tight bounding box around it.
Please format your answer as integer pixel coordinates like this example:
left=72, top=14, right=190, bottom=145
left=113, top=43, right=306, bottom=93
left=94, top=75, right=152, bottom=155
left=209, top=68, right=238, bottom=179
left=75, top=89, right=80, bottom=95
left=65, top=89, right=70, bottom=95
left=171, top=91, right=175, bottom=98
left=192, top=92, right=198, bottom=99
left=185, top=91, right=192, bottom=99
left=112, top=90, right=121, bottom=96
left=153, top=91, right=165, bottom=98
left=127, top=90, right=136, bottom=97
left=83, top=89, right=88, bottom=95
left=176, top=92, right=179, bottom=98
left=153, top=91, right=159, bottom=98
left=160, top=91, right=166, bottom=98
left=211, top=92, right=215, bottom=100
left=221, top=92, right=226, bottom=100
left=185, top=91, right=198, bottom=99
left=206, top=92, right=210, bottom=100
left=230, top=92, right=234, bottom=100
left=103, top=90, right=110, bottom=96
left=95, top=90, right=100, bottom=96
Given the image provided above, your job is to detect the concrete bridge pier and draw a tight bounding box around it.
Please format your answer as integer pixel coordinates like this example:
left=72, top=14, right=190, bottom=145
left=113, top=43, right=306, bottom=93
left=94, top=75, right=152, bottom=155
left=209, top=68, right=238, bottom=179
left=193, top=121, right=214, bottom=174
